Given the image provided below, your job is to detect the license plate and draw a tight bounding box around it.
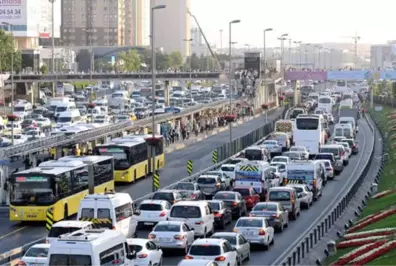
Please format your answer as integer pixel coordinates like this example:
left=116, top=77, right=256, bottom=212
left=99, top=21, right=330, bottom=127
left=159, top=237, right=171, bottom=242
left=144, top=222, right=154, bottom=225
left=242, top=231, right=255, bottom=236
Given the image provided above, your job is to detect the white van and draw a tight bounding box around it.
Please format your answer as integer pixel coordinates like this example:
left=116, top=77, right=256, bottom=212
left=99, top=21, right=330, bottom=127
left=333, top=123, right=354, bottom=139
left=13, top=102, right=33, bottom=118
left=56, top=110, right=81, bottom=128
left=168, top=201, right=215, bottom=237
left=93, top=98, right=109, bottom=113
left=46, top=220, right=95, bottom=244
left=339, top=117, right=358, bottom=133
left=77, top=192, right=138, bottom=238
left=317, top=96, right=333, bottom=114
left=55, top=102, right=77, bottom=117
left=46, top=228, right=134, bottom=266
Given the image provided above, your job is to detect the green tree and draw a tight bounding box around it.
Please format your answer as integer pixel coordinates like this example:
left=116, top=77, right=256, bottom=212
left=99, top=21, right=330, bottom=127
left=169, top=51, right=183, bottom=68
left=0, top=29, right=21, bottom=72
left=40, top=64, right=48, bottom=74
left=95, top=58, right=112, bottom=72
left=117, top=49, right=141, bottom=72
left=156, top=52, right=171, bottom=70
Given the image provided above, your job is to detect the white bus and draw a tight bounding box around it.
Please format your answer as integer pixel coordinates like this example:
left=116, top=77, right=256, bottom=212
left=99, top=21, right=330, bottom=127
left=293, top=115, right=325, bottom=157
left=317, top=96, right=333, bottom=114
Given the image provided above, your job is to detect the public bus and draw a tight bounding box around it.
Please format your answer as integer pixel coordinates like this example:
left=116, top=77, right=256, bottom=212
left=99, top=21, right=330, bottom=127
left=8, top=156, right=114, bottom=222
left=293, top=115, right=325, bottom=157
left=93, top=135, right=165, bottom=183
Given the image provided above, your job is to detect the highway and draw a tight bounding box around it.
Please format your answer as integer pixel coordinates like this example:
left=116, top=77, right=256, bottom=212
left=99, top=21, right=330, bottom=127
left=0, top=108, right=283, bottom=253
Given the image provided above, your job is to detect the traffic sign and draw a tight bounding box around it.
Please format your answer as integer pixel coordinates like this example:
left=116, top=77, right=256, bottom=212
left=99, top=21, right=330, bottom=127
left=153, top=172, right=160, bottom=191
left=212, top=150, right=218, bottom=164
left=187, top=160, right=193, bottom=175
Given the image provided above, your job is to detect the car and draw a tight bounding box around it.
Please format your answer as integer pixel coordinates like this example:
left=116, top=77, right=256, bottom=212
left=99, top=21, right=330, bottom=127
left=282, top=151, right=303, bottom=161
left=219, top=164, right=236, bottom=184
left=136, top=200, right=172, bottom=227
left=338, top=142, right=352, bottom=158
left=232, top=186, right=260, bottom=209
left=267, top=186, right=301, bottom=220
left=174, top=182, right=204, bottom=200
left=36, top=117, right=52, bottom=128
left=316, top=159, right=335, bottom=180
left=127, top=238, right=163, bottom=266
left=344, top=138, right=359, bottom=154
left=261, top=140, right=282, bottom=156
left=151, top=190, right=184, bottom=204
left=197, top=175, right=226, bottom=197
left=186, top=238, right=238, bottom=266
left=206, top=170, right=232, bottom=189
left=271, top=156, right=291, bottom=164
left=213, top=191, right=247, bottom=219
left=315, top=152, right=343, bottom=175
left=268, top=164, right=285, bottom=186
left=233, top=217, right=275, bottom=249
left=332, top=136, right=346, bottom=143
left=177, top=260, right=220, bottom=266
left=287, top=184, right=313, bottom=209
left=21, top=119, right=37, bottom=129
left=211, top=232, right=251, bottom=265
left=207, top=200, right=232, bottom=229
left=148, top=221, right=195, bottom=254
left=20, top=243, right=50, bottom=266
left=289, top=146, right=309, bottom=160
left=249, top=202, right=289, bottom=232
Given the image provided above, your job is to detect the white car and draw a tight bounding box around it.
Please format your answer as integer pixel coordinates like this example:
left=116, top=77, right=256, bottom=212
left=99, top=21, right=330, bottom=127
left=289, top=146, right=309, bottom=160
left=211, top=232, right=251, bottom=265
left=149, top=221, right=195, bottom=254
left=127, top=238, right=163, bottom=266
left=12, top=134, right=28, bottom=145
left=338, top=142, right=352, bottom=158
left=206, top=170, right=232, bottom=189
left=136, top=200, right=171, bottom=227
left=219, top=164, right=236, bottom=182
left=287, top=184, right=313, bottom=209
left=233, top=217, right=275, bottom=249
left=20, top=243, right=50, bottom=266
left=317, top=159, right=334, bottom=180
left=178, top=259, right=219, bottom=266
left=36, top=117, right=52, bottom=127
left=186, top=238, right=238, bottom=266
left=261, top=140, right=282, bottom=155
left=271, top=156, right=291, bottom=164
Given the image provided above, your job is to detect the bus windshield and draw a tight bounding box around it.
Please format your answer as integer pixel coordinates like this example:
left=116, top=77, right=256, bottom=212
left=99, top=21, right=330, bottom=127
left=95, top=147, right=129, bottom=170
left=10, top=175, right=55, bottom=205
left=296, top=118, right=319, bottom=130
left=245, top=149, right=262, bottom=160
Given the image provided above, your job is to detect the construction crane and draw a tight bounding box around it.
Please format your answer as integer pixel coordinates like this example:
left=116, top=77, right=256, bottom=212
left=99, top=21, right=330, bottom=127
left=342, top=33, right=361, bottom=69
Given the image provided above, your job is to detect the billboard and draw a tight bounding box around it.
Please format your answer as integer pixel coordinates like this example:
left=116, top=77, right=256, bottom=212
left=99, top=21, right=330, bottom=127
left=284, top=71, right=327, bottom=81
left=326, top=71, right=371, bottom=81
left=244, top=52, right=261, bottom=78
left=0, top=0, right=25, bottom=25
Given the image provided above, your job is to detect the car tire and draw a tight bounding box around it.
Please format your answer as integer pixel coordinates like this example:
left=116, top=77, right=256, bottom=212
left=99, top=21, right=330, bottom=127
left=270, top=237, right=274, bottom=245
left=277, top=222, right=284, bottom=233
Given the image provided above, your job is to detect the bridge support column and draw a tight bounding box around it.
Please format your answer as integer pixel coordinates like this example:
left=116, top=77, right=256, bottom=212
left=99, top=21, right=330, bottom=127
left=164, top=80, right=170, bottom=106
left=55, top=146, right=63, bottom=159
left=0, top=160, right=9, bottom=205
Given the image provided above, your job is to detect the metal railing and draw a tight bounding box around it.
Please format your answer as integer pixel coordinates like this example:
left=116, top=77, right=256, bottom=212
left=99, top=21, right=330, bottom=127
left=270, top=113, right=376, bottom=266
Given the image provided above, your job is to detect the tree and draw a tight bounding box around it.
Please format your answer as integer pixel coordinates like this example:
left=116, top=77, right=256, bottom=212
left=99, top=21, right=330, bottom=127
left=40, top=64, right=48, bottom=74
left=156, top=52, right=171, bottom=70
left=169, top=51, right=183, bottom=68
left=0, top=29, right=22, bottom=72
left=117, top=49, right=141, bottom=72
left=95, top=58, right=112, bottom=72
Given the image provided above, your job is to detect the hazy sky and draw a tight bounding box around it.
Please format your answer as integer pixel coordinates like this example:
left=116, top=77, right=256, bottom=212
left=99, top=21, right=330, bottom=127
left=191, top=0, right=395, bottom=48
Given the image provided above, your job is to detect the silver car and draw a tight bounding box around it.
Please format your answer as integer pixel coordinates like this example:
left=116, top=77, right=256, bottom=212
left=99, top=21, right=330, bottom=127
left=261, top=140, right=282, bottom=155
left=233, top=217, right=275, bottom=249
left=148, top=221, right=195, bottom=254
left=211, top=232, right=251, bottom=265
left=250, top=202, right=289, bottom=232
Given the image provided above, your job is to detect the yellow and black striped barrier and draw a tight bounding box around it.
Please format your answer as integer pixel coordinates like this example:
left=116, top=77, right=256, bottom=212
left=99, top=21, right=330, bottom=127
left=153, top=172, right=160, bottom=191
left=212, top=150, right=218, bottom=164
left=46, top=208, right=54, bottom=231
left=187, top=160, right=193, bottom=175
left=79, top=217, right=112, bottom=225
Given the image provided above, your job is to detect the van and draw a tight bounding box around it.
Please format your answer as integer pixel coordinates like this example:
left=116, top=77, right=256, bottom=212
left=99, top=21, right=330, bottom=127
left=46, top=220, right=95, bottom=244
left=333, top=124, right=354, bottom=139
left=56, top=110, right=82, bottom=128
left=13, top=102, right=33, bottom=118
left=168, top=201, right=215, bottom=237
left=77, top=192, right=138, bottom=238
left=267, top=187, right=301, bottom=220
left=320, top=144, right=347, bottom=166
left=339, top=117, right=358, bottom=133
left=317, top=96, right=333, bottom=114
left=55, top=102, right=77, bottom=117
left=47, top=228, right=134, bottom=266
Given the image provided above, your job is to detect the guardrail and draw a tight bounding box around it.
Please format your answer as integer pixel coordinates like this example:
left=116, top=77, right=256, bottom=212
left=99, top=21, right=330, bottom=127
left=0, top=99, right=238, bottom=158
left=270, top=113, right=376, bottom=266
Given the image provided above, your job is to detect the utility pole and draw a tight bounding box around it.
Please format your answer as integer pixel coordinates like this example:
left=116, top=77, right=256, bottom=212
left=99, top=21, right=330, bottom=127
left=220, top=29, right=223, bottom=51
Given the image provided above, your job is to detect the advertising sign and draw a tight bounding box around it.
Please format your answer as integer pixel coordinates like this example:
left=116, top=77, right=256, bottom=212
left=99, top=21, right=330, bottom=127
left=326, top=71, right=372, bottom=81
left=0, top=0, right=25, bottom=25
left=380, top=71, right=396, bottom=80
left=284, top=71, right=327, bottom=81
left=244, top=52, right=261, bottom=78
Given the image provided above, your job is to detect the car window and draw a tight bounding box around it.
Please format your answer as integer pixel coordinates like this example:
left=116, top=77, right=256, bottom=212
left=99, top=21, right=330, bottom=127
left=189, top=245, right=221, bottom=256
left=214, top=193, right=236, bottom=201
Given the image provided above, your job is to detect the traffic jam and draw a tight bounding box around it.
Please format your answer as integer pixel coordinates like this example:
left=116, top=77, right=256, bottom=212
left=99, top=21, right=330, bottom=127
left=16, top=83, right=363, bottom=266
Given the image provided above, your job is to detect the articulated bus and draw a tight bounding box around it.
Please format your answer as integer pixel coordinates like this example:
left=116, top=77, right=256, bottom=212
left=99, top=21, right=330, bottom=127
left=93, top=134, right=165, bottom=183
left=293, top=115, right=326, bottom=157
left=8, top=156, right=114, bottom=222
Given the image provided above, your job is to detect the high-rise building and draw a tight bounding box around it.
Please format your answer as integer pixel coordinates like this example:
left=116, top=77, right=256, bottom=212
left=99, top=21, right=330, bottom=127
left=125, top=0, right=150, bottom=46
left=370, top=45, right=392, bottom=70
left=191, top=27, right=202, bottom=46
left=152, top=0, right=191, bottom=57
left=61, top=0, right=126, bottom=46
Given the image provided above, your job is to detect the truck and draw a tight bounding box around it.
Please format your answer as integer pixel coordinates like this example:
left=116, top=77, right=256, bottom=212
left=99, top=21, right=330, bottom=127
left=274, top=120, right=294, bottom=141
left=339, top=108, right=360, bottom=122
left=234, top=161, right=272, bottom=201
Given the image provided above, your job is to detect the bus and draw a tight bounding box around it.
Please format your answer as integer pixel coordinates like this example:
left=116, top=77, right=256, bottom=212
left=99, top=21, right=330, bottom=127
left=317, top=96, right=333, bottom=114
left=293, top=115, right=325, bottom=157
left=8, top=156, right=114, bottom=222
left=93, top=135, right=165, bottom=183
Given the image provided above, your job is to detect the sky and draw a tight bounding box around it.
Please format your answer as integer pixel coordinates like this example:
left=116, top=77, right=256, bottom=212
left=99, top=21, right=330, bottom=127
left=190, top=0, right=396, bottom=48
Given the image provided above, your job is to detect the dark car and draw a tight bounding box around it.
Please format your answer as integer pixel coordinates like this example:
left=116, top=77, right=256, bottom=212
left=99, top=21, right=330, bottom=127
left=250, top=202, right=289, bottom=232
left=232, top=187, right=260, bottom=209
left=151, top=190, right=184, bottom=205
left=344, top=139, right=359, bottom=154
left=314, top=153, right=343, bottom=175
left=174, top=182, right=204, bottom=200
left=207, top=200, right=232, bottom=229
left=213, top=191, right=247, bottom=219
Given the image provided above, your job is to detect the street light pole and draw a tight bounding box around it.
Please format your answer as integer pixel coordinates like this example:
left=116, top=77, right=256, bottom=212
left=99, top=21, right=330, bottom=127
left=278, top=33, right=288, bottom=71
left=150, top=3, right=166, bottom=192
left=228, top=19, right=241, bottom=151
left=48, top=0, right=56, bottom=97
left=2, top=23, right=14, bottom=115
left=288, top=38, right=292, bottom=67
left=183, top=38, right=193, bottom=102
left=294, top=41, right=301, bottom=69
left=263, top=28, right=273, bottom=124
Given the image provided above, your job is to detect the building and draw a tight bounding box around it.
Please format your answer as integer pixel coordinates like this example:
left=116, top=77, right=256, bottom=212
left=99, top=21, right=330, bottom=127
left=0, top=0, right=61, bottom=49
left=61, top=0, right=126, bottom=46
left=152, top=0, right=191, bottom=57
left=125, top=0, right=150, bottom=46
left=370, top=45, right=392, bottom=70
left=191, top=27, right=202, bottom=46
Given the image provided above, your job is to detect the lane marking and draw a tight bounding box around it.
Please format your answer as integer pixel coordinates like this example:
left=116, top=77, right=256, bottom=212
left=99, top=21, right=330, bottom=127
left=0, top=226, right=27, bottom=240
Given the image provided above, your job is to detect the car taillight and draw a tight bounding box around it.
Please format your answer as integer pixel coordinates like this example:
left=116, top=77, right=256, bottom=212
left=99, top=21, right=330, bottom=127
left=214, top=212, right=222, bottom=217
left=191, top=194, right=197, bottom=199
left=112, top=226, right=116, bottom=230
left=174, top=235, right=185, bottom=240
left=259, top=229, right=266, bottom=235
left=215, top=183, right=221, bottom=187
left=313, top=179, right=317, bottom=187
left=138, top=254, right=148, bottom=259
left=185, top=255, right=194, bottom=259
left=233, top=228, right=238, bottom=232
left=159, top=211, right=166, bottom=217
left=17, top=261, right=26, bottom=266
left=272, top=214, right=280, bottom=218
left=195, top=221, right=204, bottom=225
left=148, top=234, right=156, bottom=239
left=249, top=213, right=255, bottom=217
left=232, top=202, right=238, bottom=206
left=215, top=256, right=226, bottom=261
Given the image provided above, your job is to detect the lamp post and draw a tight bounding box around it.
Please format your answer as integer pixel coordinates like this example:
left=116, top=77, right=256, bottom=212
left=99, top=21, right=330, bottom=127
left=288, top=38, right=292, bottom=68
left=278, top=33, right=288, bottom=71
left=2, top=22, right=14, bottom=114
left=294, top=41, right=302, bottom=68
left=263, top=28, right=273, bottom=124
left=82, top=29, right=93, bottom=82
left=305, top=43, right=311, bottom=69
left=48, top=0, right=56, bottom=97
left=228, top=19, right=241, bottom=154
left=149, top=3, right=166, bottom=192
left=183, top=38, right=193, bottom=102
left=316, top=45, right=322, bottom=69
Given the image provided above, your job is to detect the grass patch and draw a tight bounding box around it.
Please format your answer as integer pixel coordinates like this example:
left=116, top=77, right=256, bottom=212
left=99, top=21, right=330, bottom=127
left=360, top=193, right=396, bottom=217
left=323, top=247, right=355, bottom=265
left=356, top=213, right=396, bottom=232
left=368, top=249, right=396, bottom=265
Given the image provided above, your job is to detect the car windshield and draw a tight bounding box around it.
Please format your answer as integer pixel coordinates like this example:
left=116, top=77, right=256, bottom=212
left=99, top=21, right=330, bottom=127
left=272, top=158, right=286, bottom=163
left=154, top=224, right=180, bottom=232
left=139, top=204, right=163, bottom=211
left=253, top=203, right=277, bottom=211
left=233, top=188, right=250, bottom=196
left=197, top=177, right=216, bottom=184
left=221, top=166, right=235, bottom=172
left=269, top=191, right=291, bottom=201
left=57, top=117, right=72, bottom=123
left=292, top=186, right=304, bottom=193
left=211, top=235, right=237, bottom=245
left=208, top=202, right=220, bottom=211
left=25, top=247, right=49, bottom=257
left=213, top=193, right=235, bottom=200
left=189, top=245, right=221, bottom=256
left=48, top=226, right=82, bottom=237
left=128, top=245, right=143, bottom=254
left=170, top=206, right=201, bottom=218
left=152, top=192, right=174, bottom=201
left=290, top=147, right=304, bottom=152
left=174, top=183, right=194, bottom=190
left=236, top=219, right=263, bottom=227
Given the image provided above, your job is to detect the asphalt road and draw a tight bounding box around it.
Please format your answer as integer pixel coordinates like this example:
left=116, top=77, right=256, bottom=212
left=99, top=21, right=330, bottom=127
left=0, top=108, right=284, bottom=254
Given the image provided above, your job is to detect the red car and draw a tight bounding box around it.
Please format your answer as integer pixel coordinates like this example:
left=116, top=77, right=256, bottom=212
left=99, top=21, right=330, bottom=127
left=232, top=186, right=260, bottom=209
